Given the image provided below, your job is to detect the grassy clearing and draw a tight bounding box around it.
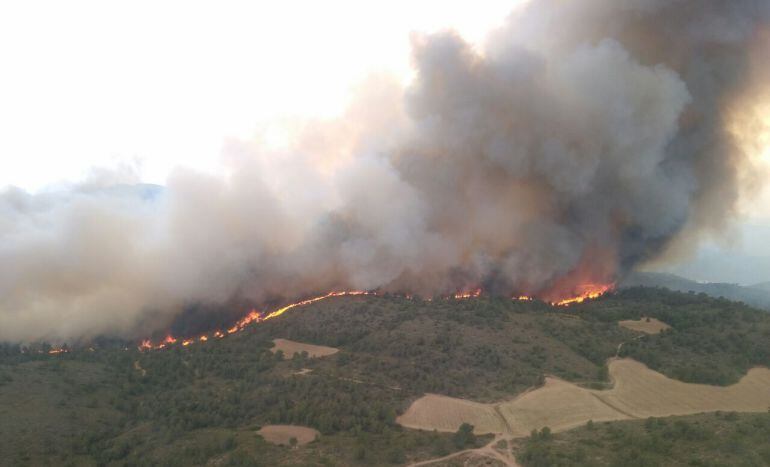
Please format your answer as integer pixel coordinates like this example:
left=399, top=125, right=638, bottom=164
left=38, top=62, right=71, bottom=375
left=618, top=317, right=670, bottom=334
left=257, top=425, right=319, bottom=446
left=270, top=338, right=339, bottom=359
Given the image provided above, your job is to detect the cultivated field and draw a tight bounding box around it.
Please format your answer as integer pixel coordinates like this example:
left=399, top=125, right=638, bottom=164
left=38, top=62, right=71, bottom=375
left=398, top=358, right=770, bottom=436
left=497, top=377, right=630, bottom=436
left=270, top=338, right=339, bottom=359
left=599, top=359, right=770, bottom=418
left=257, top=425, right=320, bottom=446
left=396, top=394, right=506, bottom=434
left=618, top=317, right=671, bottom=334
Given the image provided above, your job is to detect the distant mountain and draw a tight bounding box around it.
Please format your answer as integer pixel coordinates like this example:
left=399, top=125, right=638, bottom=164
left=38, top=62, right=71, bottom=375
left=750, top=281, right=770, bottom=293
left=621, top=272, right=770, bottom=311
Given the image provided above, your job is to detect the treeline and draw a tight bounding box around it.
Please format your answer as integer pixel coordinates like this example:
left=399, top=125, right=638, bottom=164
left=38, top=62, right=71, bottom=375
left=516, top=412, right=770, bottom=466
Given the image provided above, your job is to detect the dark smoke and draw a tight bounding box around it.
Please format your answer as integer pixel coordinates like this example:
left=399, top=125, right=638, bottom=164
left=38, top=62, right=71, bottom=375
left=1, top=0, right=768, bottom=343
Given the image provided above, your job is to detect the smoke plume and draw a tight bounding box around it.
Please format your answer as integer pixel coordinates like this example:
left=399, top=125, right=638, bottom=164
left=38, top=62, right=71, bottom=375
left=2, top=0, right=769, bottom=343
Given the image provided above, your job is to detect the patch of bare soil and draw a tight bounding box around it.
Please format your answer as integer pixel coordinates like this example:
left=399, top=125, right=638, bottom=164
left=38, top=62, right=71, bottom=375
left=618, top=317, right=671, bottom=334
left=257, top=425, right=319, bottom=446
left=133, top=361, right=146, bottom=377
left=270, top=338, right=339, bottom=359
left=396, top=394, right=505, bottom=434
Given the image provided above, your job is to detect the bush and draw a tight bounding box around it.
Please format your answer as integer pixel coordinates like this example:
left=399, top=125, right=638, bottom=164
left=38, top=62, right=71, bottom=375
left=453, top=423, right=476, bottom=448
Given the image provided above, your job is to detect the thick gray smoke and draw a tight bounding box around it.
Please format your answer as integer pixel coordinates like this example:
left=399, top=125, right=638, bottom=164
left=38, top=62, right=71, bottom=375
left=2, top=0, right=769, bottom=343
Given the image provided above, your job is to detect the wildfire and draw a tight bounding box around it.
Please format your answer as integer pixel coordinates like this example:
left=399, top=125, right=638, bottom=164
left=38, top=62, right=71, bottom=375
left=453, top=289, right=482, bottom=300
left=43, top=285, right=613, bottom=356
left=551, top=283, right=614, bottom=306
left=136, top=290, right=372, bottom=351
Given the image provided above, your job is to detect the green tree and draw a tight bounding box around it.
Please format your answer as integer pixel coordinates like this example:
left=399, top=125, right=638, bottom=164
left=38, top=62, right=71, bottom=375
left=453, top=423, right=476, bottom=448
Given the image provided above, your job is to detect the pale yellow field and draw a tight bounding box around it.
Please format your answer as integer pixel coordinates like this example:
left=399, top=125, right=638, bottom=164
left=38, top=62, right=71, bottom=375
left=497, top=377, right=631, bottom=436
left=257, top=425, right=319, bottom=446
left=270, top=338, right=339, bottom=359
left=598, top=359, right=770, bottom=418
left=397, top=359, right=770, bottom=436
left=395, top=394, right=505, bottom=434
left=618, top=317, right=671, bottom=334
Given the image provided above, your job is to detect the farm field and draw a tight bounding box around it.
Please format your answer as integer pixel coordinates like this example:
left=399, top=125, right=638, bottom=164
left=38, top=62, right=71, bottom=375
left=270, top=338, right=339, bottom=359
left=257, top=425, right=320, bottom=446
left=398, top=358, right=770, bottom=436
left=618, top=317, right=671, bottom=334
left=1, top=288, right=769, bottom=465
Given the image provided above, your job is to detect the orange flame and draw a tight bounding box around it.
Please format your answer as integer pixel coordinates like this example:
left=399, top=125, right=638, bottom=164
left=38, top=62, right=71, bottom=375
left=453, top=289, right=482, bottom=299
left=551, top=283, right=614, bottom=306
left=136, top=290, right=372, bottom=351
left=42, top=285, right=616, bottom=356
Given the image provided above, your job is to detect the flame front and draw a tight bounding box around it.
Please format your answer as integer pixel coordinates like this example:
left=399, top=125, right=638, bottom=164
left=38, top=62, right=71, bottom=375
left=453, top=289, right=482, bottom=300
left=137, top=290, right=372, bottom=351
left=41, top=286, right=614, bottom=355
left=133, top=286, right=615, bottom=352
left=551, top=283, right=614, bottom=306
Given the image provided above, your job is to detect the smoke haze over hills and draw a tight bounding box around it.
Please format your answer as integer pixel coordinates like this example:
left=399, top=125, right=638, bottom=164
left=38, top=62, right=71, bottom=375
left=1, top=0, right=769, bottom=343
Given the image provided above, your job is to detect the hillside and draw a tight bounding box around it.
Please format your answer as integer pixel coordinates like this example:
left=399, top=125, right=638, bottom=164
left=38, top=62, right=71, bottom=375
left=621, top=271, right=770, bottom=311
left=1, top=288, right=770, bottom=466
left=513, top=412, right=770, bottom=466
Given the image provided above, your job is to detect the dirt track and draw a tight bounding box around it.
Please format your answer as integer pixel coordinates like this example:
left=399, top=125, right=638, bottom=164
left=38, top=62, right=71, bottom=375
left=408, top=434, right=520, bottom=467
left=397, top=358, right=770, bottom=437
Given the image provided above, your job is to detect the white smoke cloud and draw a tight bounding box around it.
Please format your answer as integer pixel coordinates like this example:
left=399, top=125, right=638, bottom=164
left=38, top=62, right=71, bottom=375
left=1, top=0, right=768, bottom=343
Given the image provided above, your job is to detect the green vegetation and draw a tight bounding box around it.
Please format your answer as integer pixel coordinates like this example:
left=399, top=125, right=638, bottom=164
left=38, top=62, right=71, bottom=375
left=452, top=423, right=476, bottom=449
left=0, top=287, right=768, bottom=465
left=601, top=288, right=770, bottom=385
left=514, top=411, right=770, bottom=466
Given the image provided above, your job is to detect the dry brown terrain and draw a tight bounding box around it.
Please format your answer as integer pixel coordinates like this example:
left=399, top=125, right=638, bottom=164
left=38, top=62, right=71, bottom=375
left=396, top=394, right=506, bottom=434
left=270, top=338, right=339, bottom=359
left=398, top=359, right=770, bottom=437
left=618, top=317, right=671, bottom=334
left=497, top=377, right=631, bottom=436
left=257, top=425, right=320, bottom=446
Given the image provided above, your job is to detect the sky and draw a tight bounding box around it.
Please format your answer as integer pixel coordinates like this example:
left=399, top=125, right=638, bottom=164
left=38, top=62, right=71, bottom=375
left=1, top=0, right=768, bottom=285
left=0, top=0, right=514, bottom=189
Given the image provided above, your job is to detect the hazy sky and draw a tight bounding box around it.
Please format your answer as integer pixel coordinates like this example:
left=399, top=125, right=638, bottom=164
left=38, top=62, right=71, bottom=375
left=1, top=0, right=768, bottom=285
left=0, top=0, right=515, bottom=190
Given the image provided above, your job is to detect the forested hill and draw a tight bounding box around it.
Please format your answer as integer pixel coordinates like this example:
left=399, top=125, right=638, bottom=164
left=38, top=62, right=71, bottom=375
left=1, top=288, right=769, bottom=466
left=622, top=271, right=770, bottom=310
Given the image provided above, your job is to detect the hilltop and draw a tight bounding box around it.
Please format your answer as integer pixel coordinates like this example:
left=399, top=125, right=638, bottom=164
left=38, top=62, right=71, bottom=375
left=622, top=271, right=770, bottom=311
left=1, top=288, right=769, bottom=466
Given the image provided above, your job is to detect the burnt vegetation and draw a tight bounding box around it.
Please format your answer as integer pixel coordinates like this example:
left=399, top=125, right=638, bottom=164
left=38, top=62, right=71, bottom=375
left=0, top=287, right=769, bottom=465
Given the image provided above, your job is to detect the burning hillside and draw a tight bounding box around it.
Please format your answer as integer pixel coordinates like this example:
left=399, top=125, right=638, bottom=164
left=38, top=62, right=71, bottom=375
left=1, top=0, right=769, bottom=344
left=134, top=286, right=612, bottom=353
